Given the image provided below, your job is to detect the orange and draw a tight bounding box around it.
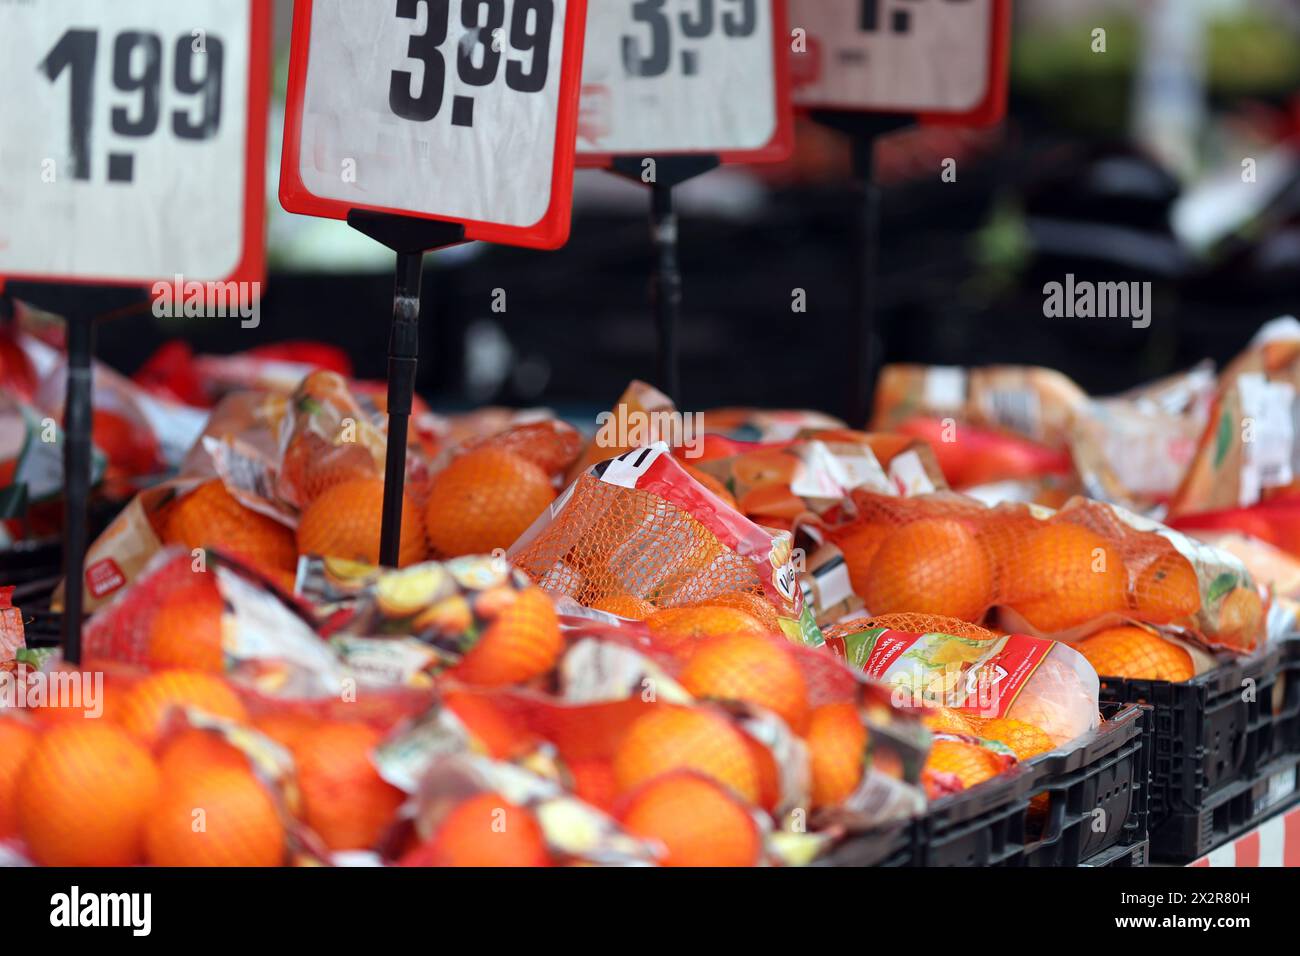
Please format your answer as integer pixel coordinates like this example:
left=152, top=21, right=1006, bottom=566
left=297, top=477, right=426, bottom=567
left=1133, top=552, right=1201, bottom=623
left=619, top=772, right=761, bottom=867
left=805, top=703, right=867, bottom=808
left=693, top=590, right=782, bottom=634
left=253, top=712, right=317, bottom=752
left=921, top=707, right=977, bottom=735
left=448, top=587, right=562, bottom=687
left=645, top=606, right=768, bottom=643
left=410, top=792, right=550, bottom=867
left=118, top=670, right=248, bottom=747
left=281, top=430, right=378, bottom=506
left=0, top=719, right=36, bottom=838
left=1217, top=587, right=1264, bottom=649
left=292, top=722, right=403, bottom=851
left=971, top=717, right=1054, bottom=759
left=1074, top=625, right=1195, bottom=682
left=146, top=579, right=226, bottom=673
left=590, top=593, right=657, bottom=620
left=832, top=523, right=892, bottom=599
left=1005, top=523, right=1127, bottom=633
left=146, top=766, right=285, bottom=866
left=737, top=483, right=806, bottom=521
left=924, top=739, right=1003, bottom=791
left=685, top=465, right=738, bottom=509
left=864, top=518, right=993, bottom=622
left=26, top=669, right=125, bottom=726
left=18, top=723, right=159, bottom=866
left=443, top=689, right=535, bottom=759
left=679, top=633, right=810, bottom=733
left=613, top=706, right=760, bottom=805
left=164, top=479, right=297, bottom=576
left=567, top=758, right=618, bottom=812
left=157, top=727, right=249, bottom=781
left=732, top=449, right=798, bottom=488
left=744, top=733, right=782, bottom=812
left=424, top=448, right=555, bottom=558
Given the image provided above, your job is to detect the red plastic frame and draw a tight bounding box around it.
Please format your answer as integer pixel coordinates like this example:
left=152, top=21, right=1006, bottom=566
left=0, top=0, right=271, bottom=291
left=280, top=0, right=589, bottom=251
left=795, top=0, right=1011, bottom=129
left=577, top=0, right=794, bottom=169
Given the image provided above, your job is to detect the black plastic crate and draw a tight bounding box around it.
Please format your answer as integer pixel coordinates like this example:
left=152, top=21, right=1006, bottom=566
left=1275, top=639, right=1300, bottom=760
left=915, top=702, right=1148, bottom=866
left=1153, top=753, right=1300, bottom=861
left=1097, top=646, right=1286, bottom=861
left=1081, top=839, right=1149, bottom=867
left=820, top=821, right=914, bottom=867
left=1020, top=704, right=1150, bottom=867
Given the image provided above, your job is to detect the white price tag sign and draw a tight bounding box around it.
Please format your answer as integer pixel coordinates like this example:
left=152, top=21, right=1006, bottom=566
left=576, top=0, right=792, bottom=164
left=0, top=0, right=270, bottom=286
left=789, top=0, right=1008, bottom=125
left=280, top=0, right=588, bottom=250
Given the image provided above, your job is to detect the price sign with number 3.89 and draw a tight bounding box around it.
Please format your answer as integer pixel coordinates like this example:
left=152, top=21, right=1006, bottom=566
left=577, top=0, right=792, bottom=165
left=0, top=0, right=270, bottom=287
left=281, top=0, right=588, bottom=249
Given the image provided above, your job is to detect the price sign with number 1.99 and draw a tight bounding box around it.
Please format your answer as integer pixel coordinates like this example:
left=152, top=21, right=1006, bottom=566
left=577, top=0, right=792, bottom=165
left=280, top=0, right=589, bottom=250
left=0, top=0, right=270, bottom=287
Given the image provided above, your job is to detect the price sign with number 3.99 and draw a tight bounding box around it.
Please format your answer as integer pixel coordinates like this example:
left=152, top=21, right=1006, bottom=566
left=281, top=0, right=588, bottom=249
left=577, top=0, right=792, bottom=166
left=0, top=0, right=270, bottom=287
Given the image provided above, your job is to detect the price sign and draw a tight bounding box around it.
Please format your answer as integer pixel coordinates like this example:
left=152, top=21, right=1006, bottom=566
left=0, top=0, right=271, bottom=287
left=577, top=0, right=793, bottom=166
left=280, top=0, right=588, bottom=250
left=789, top=0, right=1010, bottom=126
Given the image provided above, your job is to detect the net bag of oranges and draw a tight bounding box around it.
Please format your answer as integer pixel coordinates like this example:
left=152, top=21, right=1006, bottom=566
left=823, top=613, right=1100, bottom=747
left=822, top=488, right=1266, bottom=653
left=509, top=442, right=819, bottom=645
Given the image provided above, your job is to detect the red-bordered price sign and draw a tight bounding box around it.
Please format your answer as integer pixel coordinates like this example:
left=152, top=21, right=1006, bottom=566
left=789, top=0, right=1010, bottom=126
left=281, top=0, right=588, bottom=250
left=576, top=0, right=794, bottom=167
left=0, top=0, right=271, bottom=288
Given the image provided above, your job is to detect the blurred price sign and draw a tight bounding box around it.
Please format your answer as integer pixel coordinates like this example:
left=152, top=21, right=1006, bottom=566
left=789, top=0, right=1010, bottom=126
left=577, top=0, right=793, bottom=165
left=281, top=0, right=588, bottom=250
left=0, top=0, right=271, bottom=286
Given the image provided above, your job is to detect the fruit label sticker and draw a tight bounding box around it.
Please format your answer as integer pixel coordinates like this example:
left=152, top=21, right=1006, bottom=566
left=281, top=0, right=589, bottom=249
left=0, top=0, right=270, bottom=286
left=789, top=0, right=1010, bottom=126
left=577, top=0, right=793, bottom=164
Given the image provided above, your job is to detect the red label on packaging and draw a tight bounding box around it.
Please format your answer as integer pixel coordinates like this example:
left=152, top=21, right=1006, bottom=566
left=861, top=630, right=924, bottom=681
left=955, top=633, right=1052, bottom=718
left=85, top=558, right=126, bottom=600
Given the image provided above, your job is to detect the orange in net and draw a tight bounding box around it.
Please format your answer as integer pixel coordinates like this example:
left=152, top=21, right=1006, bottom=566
left=831, top=523, right=892, bottom=600
left=1003, top=522, right=1127, bottom=633
left=613, top=706, right=761, bottom=805
left=298, top=477, right=426, bottom=567
left=619, top=772, right=761, bottom=867
left=443, top=689, right=536, bottom=759
left=291, top=721, right=404, bottom=851
left=805, top=703, right=867, bottom=809
left=18, top=723, right=160, bottom=866
left=589, top=593, right=657, bottom=620
left=424, top=448, right=555, bottom=558
left=645, top=606, right=768, bottom=646
left=922, top=707, right=978, bottom=736
left=157, top=728, right=249, bottom=781
left=1132, top=551, right=1201, bottom=623
left=448, top=587, right=562, bottom=687
left=281, top=430, right=379, bottom=507
left=146, top=766, right=285, bottom=867
left=924, top=739, right=1004, bottom=791
left=971, top=717, right=1054, bottom=760
left=406, top=792, right=551, bottom=867
left=146, top=579, right=226, bottom=673
left=1073, top=625, right=1195, bottom=682
left=253, top=712, right=317, bottom=752
left=692, top=589, right=782, bottom=633
left=118, top=670, right=248, bottom=747
left=679, top=633, right=810, bottom=733
left=163, top=479, right=297, bottom=577
left=863, top=518, right=993, bottom=623
left=567, top=758, right=618, bottom=812
left=0, top=719, right=36, bottom=839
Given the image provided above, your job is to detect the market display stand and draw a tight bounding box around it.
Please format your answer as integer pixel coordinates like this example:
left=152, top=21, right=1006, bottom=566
left=280, top=0, right=589, bottom=565
left=576, top=0, right=794, bottom=403
left=0, top=0, right=272, bottom=663
left=790, top=0, right=1011, bottom=425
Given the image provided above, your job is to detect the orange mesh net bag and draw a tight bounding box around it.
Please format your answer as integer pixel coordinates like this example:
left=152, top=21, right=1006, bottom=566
left=822, top=488, right=1266, bottom=653
left=509, top=443, right=818, bottom=644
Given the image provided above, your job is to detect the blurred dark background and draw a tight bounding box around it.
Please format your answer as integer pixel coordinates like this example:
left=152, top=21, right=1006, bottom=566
left=14, top=0, right=1300, bottom=422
